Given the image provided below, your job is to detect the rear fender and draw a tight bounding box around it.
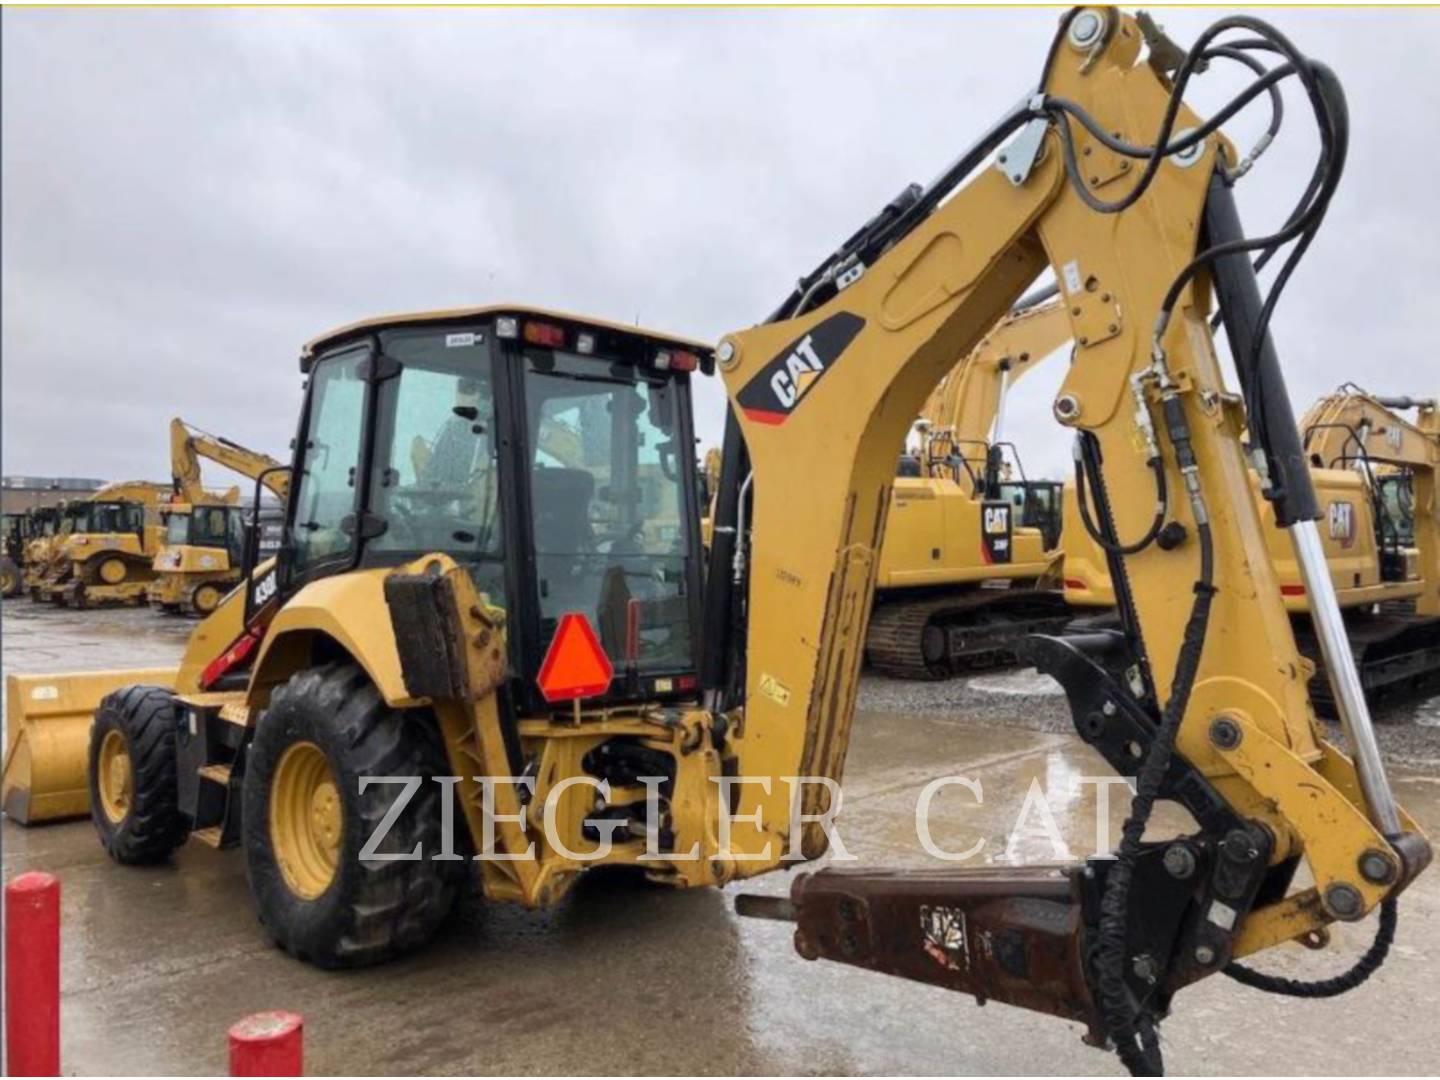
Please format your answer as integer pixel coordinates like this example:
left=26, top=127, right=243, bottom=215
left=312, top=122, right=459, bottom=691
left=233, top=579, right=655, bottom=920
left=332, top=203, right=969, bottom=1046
left=248, top=568, right=418, bottom=709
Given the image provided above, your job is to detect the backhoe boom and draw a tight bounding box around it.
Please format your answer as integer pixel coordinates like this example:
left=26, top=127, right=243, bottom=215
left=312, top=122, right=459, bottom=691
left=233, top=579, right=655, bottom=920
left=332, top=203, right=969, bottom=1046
left=715, top=8, right=1429, bottom=1070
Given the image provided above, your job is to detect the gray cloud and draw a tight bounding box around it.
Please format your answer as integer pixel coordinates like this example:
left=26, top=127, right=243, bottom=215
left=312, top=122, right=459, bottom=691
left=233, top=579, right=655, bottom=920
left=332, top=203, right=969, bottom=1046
left=5, top=8, right=1437, bottom=484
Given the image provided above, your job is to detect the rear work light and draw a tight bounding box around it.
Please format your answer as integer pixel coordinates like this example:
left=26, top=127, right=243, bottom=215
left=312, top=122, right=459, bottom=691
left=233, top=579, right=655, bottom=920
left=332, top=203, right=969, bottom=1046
left=654, top=348, right=699, bottom=373
left=524, top=321, right=566, bottom=348
left=495, top=316, right=519, bottom=339
left=575, top=332, right=596, bottom=355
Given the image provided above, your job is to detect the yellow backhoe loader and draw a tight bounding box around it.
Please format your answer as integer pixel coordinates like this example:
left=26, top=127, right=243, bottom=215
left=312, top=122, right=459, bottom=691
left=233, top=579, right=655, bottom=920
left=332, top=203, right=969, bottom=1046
left=32, top=482, right=171, bottom=607
left=868, top=296, right=1073, bottom=676
left=1062, top=387, right=1440, bottom=709
left=1, top=10, right=1431, bottom=1074
left=148, top=419, right=291, bottom=616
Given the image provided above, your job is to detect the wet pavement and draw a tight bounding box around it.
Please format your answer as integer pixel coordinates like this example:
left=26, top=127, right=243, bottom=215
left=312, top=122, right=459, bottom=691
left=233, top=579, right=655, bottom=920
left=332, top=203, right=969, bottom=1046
left=3, top=601, right=1439, bottom=1075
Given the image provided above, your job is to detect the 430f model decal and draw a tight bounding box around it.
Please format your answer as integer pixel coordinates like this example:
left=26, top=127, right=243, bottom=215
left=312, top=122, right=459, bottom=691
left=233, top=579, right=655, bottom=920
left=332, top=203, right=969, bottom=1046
left=736, top=311, right=865, bottom=426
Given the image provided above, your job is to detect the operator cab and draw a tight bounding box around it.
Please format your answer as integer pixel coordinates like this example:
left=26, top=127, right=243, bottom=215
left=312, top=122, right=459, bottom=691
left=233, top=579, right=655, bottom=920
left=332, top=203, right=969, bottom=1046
left=998, top=480, right=1064, bottom=551
left=166, top=504, right=246, bottom=565
left=277, top=305, right=713, bottom=714
left=66, top=500, right=145, bottom=539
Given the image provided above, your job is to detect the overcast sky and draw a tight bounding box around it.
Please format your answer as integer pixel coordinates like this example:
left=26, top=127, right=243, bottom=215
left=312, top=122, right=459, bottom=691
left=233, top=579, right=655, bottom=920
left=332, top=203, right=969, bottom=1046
left=4, top=8, right=1437, bottom=486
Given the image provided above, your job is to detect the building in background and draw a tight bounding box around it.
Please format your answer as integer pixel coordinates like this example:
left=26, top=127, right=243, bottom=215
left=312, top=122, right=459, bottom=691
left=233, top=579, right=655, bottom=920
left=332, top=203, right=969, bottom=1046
left=1, top=475, right=107, bottom=514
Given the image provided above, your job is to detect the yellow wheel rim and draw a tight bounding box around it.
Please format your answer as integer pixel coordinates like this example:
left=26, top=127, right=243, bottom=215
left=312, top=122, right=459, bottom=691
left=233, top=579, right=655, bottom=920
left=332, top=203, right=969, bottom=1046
left=270, top=741, right=343, bottom=900
left=97, top=730, right=134, bottom=825
left=1, top=569, right=15, bottom=593
left=193, top=584, right=221, bottom=614
left=98, top=558, right=127, bottom=585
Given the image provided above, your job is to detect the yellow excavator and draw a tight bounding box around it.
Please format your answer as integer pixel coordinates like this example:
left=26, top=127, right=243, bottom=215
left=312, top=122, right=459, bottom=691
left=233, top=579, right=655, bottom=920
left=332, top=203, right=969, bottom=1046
left=32, top=482, right=172, bottom=607
left=0, top=10, right=1431, bottom=1074
left=1062, top=387, right=1440, bottom=709
left=868, top=296, right=1073, bottom=676
left=148, top=419, right=291, bottom=617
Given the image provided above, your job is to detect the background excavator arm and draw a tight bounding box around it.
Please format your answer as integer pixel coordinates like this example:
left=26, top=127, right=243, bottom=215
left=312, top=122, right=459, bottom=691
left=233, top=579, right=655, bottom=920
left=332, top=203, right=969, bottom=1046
left=919, top=297, right=1072, bottom=489
left=711, top=8, right=1429, bottom=1072
left=169, top=417, right=291, bottom=504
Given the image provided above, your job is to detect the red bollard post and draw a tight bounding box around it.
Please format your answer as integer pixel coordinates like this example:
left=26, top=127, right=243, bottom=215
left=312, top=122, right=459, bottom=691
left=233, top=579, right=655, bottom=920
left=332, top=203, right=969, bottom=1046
left=229, top=1011, right=303, bottom=1076
left=5, top=871, right=61, bottom=1077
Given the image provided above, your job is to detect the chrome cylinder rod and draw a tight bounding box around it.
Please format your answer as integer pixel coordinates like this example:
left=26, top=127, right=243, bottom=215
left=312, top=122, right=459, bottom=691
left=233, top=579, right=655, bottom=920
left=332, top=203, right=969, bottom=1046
left=1290, top=519, right=1402, bottom=836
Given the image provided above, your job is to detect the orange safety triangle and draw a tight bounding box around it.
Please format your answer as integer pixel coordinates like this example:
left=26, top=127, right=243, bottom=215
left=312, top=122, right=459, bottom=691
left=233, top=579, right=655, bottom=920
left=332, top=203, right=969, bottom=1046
left=536, top=611, right=615, bottom=702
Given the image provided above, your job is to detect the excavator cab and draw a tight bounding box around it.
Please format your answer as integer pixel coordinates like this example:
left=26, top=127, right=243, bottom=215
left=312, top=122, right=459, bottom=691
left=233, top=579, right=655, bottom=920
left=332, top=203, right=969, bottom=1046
left=998, top=478, right=1064, bottom=550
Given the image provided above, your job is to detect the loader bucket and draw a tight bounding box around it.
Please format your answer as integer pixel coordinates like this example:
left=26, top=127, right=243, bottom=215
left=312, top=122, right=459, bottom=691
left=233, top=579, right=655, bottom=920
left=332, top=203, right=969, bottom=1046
left=2, top=668, right=176, bottom=825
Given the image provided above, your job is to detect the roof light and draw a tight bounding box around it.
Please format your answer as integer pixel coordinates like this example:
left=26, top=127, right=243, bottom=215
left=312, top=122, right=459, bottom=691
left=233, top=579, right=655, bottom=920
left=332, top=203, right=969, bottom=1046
left=495, top=316, right=518, bottom=339
left=655, top=348, right=698, bottom=373
left=575, top=332, right=596, bottom=355
left=524, top=321, right=566, bottom=348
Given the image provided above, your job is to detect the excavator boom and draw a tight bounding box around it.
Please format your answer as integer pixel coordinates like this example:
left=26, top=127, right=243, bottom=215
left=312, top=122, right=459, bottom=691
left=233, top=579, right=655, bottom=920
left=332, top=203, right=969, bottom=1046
left=169, top=418, right=290, bottom=504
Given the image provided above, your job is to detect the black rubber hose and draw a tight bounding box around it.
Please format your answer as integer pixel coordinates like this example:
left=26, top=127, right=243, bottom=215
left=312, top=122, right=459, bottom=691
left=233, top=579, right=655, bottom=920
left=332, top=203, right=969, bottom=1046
left=1224, top=896, right=1398, bottom=997
left=1095, top=521, right=1217, bottom=1076
left=1074, top=443, right=1168, bottom=557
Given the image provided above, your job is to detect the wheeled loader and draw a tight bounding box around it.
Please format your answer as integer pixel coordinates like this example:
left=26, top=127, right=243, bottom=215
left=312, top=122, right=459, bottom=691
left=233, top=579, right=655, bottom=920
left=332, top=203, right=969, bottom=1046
left=1, top=9, right=1433, bottom=1074
left=149, top=419, right=291, bottom=616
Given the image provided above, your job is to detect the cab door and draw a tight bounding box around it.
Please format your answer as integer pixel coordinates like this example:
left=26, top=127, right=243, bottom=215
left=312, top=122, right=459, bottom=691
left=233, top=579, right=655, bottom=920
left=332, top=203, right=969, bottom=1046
left=284, top=345, right=371, bottom=590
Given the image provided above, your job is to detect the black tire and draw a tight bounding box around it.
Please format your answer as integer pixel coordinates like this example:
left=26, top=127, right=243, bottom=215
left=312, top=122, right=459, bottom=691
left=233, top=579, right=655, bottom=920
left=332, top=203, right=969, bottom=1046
left=189, top=582, right=223, bottom=617
left=242, top=662, right=458, bottom=969
left=89, top=685, right=188, bottom=864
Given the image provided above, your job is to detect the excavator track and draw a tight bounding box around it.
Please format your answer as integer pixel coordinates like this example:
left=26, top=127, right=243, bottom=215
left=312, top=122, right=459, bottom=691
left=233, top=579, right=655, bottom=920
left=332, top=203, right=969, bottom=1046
left=1293, top=605, right=1440, bottom=716
left=865, top=583, right=1072, bottom=680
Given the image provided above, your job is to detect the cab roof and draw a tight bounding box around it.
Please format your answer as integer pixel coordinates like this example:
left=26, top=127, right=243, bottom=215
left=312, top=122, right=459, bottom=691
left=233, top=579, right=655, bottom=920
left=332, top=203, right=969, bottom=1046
left=300, top=303, right=715, bottom=373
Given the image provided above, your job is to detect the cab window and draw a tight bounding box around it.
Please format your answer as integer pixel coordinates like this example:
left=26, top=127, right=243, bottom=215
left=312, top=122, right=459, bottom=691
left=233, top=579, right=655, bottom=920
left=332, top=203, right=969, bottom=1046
left=522, top=349, right=693, bottom=675
left=366, top=328, right=505, bottom=607
left=291, top=348, right=368, bottom=575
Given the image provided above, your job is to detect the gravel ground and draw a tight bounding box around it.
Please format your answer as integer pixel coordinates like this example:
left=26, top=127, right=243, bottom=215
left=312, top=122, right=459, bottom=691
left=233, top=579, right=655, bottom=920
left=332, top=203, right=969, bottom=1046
left=859, top=665, right=1440, bottom=769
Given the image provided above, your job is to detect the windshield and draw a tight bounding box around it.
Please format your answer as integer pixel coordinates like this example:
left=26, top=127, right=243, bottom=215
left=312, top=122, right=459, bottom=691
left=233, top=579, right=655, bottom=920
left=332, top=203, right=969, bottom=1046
left=190, top=506, right=234, bottom=547
left=522, top=348, right=693, bottom=675
left=165, top=513, right=190, bottom=545
left=72, top=501, right=140, bottom=535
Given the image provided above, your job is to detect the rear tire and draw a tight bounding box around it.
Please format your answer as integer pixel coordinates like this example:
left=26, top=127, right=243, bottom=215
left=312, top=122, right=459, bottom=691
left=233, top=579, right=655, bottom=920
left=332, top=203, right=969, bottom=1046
left=242, top=662, right=458, bottom=969
left=89, top=686, right=188, bottom=864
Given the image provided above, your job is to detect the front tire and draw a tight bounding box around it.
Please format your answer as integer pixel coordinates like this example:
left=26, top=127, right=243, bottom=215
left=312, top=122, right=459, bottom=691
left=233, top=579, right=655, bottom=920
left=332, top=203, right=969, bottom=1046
left=190, top=582, right=223, bottom=616
left=242, top=662, right=458, bottom=969
left=89, top=686, right=188, bottom=864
